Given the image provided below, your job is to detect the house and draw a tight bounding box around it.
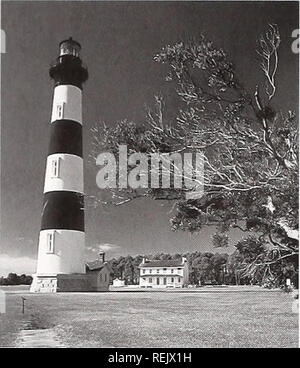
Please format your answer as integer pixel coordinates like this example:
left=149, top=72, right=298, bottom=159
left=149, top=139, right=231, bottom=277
left=139, top=257, right=189, bottom=288
left=85, top=251, right=111, bottom=291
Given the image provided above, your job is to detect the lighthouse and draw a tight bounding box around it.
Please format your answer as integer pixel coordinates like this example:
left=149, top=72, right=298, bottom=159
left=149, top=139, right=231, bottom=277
left=30, top=38, right=88, bottom=293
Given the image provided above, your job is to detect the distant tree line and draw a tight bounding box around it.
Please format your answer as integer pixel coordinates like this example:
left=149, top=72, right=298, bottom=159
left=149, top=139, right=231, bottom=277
left=0, top=273, right=33, bottom=286
left=108, top=242, right=298, bottom=288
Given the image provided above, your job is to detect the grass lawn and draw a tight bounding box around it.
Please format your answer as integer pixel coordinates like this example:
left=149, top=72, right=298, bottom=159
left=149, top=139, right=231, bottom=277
left=0, top=287, right=298, bottom=348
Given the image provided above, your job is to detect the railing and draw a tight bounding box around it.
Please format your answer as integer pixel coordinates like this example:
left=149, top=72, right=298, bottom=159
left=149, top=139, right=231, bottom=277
left=50, top=56, right=88, bottom=70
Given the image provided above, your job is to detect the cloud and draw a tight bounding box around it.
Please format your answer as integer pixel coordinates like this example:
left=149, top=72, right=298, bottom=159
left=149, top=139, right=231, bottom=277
left=86, top=243, right=121, bottom=254
left=0, top=254, right=37, bottom=277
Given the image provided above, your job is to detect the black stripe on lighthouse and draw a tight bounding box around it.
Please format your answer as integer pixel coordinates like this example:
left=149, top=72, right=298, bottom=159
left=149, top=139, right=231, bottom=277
left=41, top=191, right=84, bottom=231
left=48, top=120, right=82, bottom=157
left=49, top=55, right=88, bottom=90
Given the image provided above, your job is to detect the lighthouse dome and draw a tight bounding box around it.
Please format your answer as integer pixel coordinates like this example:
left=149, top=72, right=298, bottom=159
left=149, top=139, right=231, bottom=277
left=59, top=37, right=81, bottom=58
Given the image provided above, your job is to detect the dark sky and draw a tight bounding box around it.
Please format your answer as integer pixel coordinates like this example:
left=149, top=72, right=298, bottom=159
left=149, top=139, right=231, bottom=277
left=0, top=1, right=298, bottom=274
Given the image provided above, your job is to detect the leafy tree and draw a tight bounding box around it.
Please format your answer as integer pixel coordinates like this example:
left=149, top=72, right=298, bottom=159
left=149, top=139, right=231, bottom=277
left=114, top=256, right=126, bottom=279
left=211, top=253, right=228, bottom=284
left=124, top=255, right=135, bottom=285
left=226, top=251, right=245, bottom=285
left=132, top=255, right=143, bottom=284
left=7, top=273, right=19, bottom=285
left=198, top=253, right=214, bottom=284
left=0, top=273, right=32, bottom=285
left=212, top=232, right=229, bottom=248
left=92, top=24, right=298, bottom=287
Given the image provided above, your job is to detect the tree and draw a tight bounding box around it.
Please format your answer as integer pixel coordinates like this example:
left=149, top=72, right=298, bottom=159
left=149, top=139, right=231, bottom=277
left=0, top=273, right=33, bottom=286
left=19, top=274, right=27, bottom=285
left=124, top=256, right=135, bottom=285
left=211, top=253, right=228, bottom=284
left=7, top=273, right=19, bottom=285
left=198, top=253, right=214, bottom=284
left=132, top=255, right=143, bottom=284
left=92, top=25, right=298, bottom=287
left=212, top=232, right=229, bottom=248
left=226, top=251, right=245, bottom=285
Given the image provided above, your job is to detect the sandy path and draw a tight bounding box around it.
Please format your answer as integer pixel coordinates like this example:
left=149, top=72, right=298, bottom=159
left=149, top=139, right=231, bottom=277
left=16, top=328, right=65, bottom=348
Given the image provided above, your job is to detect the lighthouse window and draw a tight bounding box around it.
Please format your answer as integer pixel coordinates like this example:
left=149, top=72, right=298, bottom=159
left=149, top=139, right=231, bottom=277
left=56, top=103, right=65, bottom=119
left=46, top=232, right=55, bottom=253
left=51, top=157, right=61, bottom=178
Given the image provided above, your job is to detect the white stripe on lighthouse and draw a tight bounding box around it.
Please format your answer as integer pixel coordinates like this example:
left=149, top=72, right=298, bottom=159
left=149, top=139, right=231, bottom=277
left=36, top=229, right=85, bottom=275
left=51, top=85, right=82, bottom=124
left=44, top=153, right=84, bottom=194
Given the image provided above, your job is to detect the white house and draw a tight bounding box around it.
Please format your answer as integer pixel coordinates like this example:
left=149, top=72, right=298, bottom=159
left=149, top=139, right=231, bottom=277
left=139, top=257, right=189, bottom=288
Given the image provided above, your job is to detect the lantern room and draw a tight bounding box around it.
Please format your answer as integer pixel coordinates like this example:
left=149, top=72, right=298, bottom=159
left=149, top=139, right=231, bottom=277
left=59, top=37, right=81, bottom=58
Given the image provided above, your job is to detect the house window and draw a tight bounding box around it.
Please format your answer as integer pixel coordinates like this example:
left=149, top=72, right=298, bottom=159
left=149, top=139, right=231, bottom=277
left=156, top=269, right=159, bottom=273
left=56, top=103, right=65, bottom=119
left=163, top=277, right=167, bottom=285
left=51, top=157, right=60, bottom=178
left=142, top=269, right=145, bottom=274
left=178, top=277, right=181, bottom=283
left=171, top=277, right=174, bottom=283
left=156, top=278, right=160, bottom=285
left=149, top=278, right=152, bottom=283
left=46, top=231, right=55, bottom=253
left=171, top=269, right=174, bottom=274
left=149, top=269, right=152, bottom=274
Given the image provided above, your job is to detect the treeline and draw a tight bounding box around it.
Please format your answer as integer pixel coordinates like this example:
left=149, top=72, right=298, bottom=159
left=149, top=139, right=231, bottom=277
left=0, top=273, right=33, bottom=286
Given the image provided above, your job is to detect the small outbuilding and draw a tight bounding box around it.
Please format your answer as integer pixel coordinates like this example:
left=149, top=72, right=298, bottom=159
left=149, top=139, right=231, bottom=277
left=85, top=251, right=111, bottom=291
left=112, top=278, right=125, bottom=287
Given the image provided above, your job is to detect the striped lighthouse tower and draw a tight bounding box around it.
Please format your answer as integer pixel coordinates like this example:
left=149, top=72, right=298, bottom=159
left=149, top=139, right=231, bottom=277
left=31, top=38, right=88, bottom=293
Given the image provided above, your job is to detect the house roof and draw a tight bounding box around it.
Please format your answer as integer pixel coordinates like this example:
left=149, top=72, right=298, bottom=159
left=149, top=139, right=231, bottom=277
left=86, top=260, right=110, bottom=271
left=139, top=259, right=184, bottom=268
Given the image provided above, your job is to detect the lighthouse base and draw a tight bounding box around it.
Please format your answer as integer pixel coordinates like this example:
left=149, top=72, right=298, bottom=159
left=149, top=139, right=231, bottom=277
left=30, top=273, right=90, bottom=293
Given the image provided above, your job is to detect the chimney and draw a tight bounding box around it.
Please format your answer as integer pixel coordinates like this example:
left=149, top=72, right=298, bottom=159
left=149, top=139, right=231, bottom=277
left=99, top=251, right=105, bottom=263
left=142, top=256, right=148, bottom=264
